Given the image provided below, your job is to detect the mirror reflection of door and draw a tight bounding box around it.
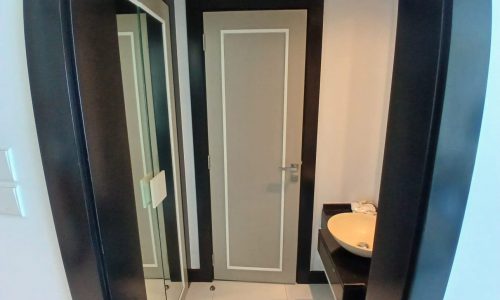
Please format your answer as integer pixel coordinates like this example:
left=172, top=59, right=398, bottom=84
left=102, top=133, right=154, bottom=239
left=204, top=10, right=307, bottom=283
left=116, top=0, right=188, bottom=299
left=117, top=12, right=169, bottom=281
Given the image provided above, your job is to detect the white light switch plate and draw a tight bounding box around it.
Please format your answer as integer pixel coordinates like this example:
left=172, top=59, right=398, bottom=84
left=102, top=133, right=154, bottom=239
left=150, top=170, right=167, bottom=208
left=0, top=185, right=24, bottom=217
left=0, top=148, right=15, bottom=182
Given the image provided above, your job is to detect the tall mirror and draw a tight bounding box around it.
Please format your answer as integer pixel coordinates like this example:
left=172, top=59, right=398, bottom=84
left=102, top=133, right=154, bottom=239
left=115, top=0, right=187, bottom=299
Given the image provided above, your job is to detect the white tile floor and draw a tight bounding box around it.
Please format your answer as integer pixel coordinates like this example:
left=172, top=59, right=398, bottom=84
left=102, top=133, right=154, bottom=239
left=145, top=279, right=166, bottom=300
left=185, top=281, right=334, bottom=300
left=145, top=279, right=185, bottom=300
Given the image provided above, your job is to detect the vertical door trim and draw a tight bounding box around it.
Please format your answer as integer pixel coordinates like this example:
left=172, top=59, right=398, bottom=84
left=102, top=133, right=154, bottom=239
left=220, top=29, right=290, bottom=272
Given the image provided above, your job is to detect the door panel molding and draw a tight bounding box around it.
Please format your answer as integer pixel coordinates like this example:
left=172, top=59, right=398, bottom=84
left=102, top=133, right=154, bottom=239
left=220, top=29, right=290, bottom=272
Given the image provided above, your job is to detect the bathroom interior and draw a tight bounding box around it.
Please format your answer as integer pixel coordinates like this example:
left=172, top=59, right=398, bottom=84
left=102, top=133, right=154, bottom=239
left=112, top=0, right=394, bottom=298
left=18, top=0, right=491, bottom=299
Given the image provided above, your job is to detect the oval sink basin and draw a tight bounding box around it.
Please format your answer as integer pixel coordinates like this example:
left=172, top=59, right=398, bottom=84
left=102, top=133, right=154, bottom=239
left=327, top=213, right=377, bottom=258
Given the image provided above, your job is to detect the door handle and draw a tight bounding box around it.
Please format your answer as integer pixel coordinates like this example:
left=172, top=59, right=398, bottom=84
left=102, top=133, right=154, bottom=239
left=280, top=163, right=300, bottom=172
left=281, top=163, right=301, bottom=182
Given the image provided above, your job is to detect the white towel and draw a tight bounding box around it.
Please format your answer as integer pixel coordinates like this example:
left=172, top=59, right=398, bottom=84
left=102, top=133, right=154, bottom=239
left=351, top=201, right=377, bottom=215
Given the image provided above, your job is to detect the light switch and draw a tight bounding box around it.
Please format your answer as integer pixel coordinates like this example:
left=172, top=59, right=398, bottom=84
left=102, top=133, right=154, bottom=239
left=0, top=185, right=24, bottom=217
left=150, top=170, right=167, bottom=208
left=0, top=148, right=15, bottom=182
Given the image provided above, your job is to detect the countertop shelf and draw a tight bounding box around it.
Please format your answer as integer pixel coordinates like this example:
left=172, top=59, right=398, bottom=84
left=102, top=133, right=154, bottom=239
left=318, top=204, right=371, bottom=300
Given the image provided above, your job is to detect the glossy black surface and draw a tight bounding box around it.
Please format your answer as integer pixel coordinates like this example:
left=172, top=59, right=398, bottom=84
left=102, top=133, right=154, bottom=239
left=406, top=0, right=491, bottom=298
left=27, top=0, right=188, bottom=297
left=185, top=0, right=325, bottom=283
left=329, top=238, right=370, bottom=286
left=367, top=1, right=452, bottom=298
left=319, top=230, right=370, bottom=300
left=69, top=1, right=147, bottom=298
left=318, top=204, right=370, bottom=300
left=26, top=0, right=151, bottom=298
left=367, top=0, right=451, bottom=300
left=367, top=0, right=491, bottom=299
left=24, top=1, right=108, bottom=298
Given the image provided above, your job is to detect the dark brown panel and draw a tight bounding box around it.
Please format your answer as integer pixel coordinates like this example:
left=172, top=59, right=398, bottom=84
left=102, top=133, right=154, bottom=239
left=406, top=0, right=491, bottom=298
left=26, top=0, right=187, bottom=298
left=367, top=0, right=491, bottom=299
left=24, top=0, right=108, bottom=299
left=68, top=0, right=146, bottom=298
left=367, top=1, right=453, bottom=298
left=26, top=0, right=149, bottom=298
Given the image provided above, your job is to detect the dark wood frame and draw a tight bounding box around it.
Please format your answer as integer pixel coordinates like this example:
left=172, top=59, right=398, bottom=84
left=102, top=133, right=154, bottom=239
left=367, top=0, right=491, bottom=299
left=23, top=0, right=491, bottom=298
left=185, top=0, right=325, bottom=283
left=367, top=0, right=492, bottom=299
left=24, top=0, right=187, bottom=298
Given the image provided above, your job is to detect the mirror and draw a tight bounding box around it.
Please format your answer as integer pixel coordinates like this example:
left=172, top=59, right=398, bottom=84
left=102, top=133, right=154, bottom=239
left=115, top=0, right=187, bottom=299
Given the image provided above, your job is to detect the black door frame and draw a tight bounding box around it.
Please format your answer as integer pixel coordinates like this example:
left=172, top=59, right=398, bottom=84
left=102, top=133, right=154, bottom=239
left=23, top=0, right=491, bottom=299
left=24, top=0, right=186, bottom=299
left=185, top=0, right=492, bottom=289
left=185, top=0, right=325, bottom=283
left=368, top=0, right=491, bottom=299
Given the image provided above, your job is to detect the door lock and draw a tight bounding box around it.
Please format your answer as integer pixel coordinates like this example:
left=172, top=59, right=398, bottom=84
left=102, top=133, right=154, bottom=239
left=280, top=163, right=301, bottom=182
left=280, top=163, right=300, bottom=172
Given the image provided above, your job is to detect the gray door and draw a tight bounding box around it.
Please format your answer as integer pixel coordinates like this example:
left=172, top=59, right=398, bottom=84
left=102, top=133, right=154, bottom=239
left=204, top=10, right=307, bottom=283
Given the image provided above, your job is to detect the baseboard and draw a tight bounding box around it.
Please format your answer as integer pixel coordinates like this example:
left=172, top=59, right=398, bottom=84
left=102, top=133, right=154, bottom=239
left=297, top=271, right=328, bottom=284
left=188, top=268, right=214, bottom=282
left=188, top=268, right=326, bottom=284
left=307, top=271, right=328, bottom=284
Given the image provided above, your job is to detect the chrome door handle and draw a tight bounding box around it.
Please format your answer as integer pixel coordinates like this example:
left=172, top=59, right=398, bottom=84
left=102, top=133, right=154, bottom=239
left=281, top=163, right=300, bottom=182
left=280, top=163, right=300, bottom=172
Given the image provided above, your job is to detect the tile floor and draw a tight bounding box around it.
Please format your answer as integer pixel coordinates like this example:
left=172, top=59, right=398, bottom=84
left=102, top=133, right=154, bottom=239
left=145, top=279, right=185, bottom=300
left=185, top=281, right=334, bottom=300
left=145, top=279, right=166, bottom=300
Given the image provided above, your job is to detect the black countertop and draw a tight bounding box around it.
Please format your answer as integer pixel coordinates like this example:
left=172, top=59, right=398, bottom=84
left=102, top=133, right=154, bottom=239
left=319, top=229, right=371, bottom=284
left=318, top=204, right=371, bottom=300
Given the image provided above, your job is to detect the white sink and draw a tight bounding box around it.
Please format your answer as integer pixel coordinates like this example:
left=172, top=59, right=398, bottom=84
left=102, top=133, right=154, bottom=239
left=327, top=213, right=377, bottom=258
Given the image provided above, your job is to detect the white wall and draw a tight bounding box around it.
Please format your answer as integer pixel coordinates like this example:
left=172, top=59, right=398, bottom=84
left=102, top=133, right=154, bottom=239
left=311, top=0, right=397, bottom=270
left=444, top=2, right=500, bottom=298
left=0, top=1, right=71, bottom=299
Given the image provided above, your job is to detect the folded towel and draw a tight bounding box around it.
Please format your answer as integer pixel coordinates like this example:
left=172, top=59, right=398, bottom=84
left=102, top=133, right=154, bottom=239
left=351, top=201, right=377, bottom=215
